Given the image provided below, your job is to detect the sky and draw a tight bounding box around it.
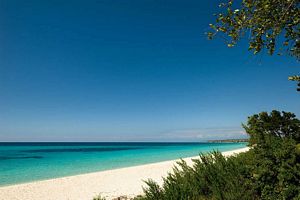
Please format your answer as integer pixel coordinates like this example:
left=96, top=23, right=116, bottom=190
left=0, top=0, right=299, bottom=142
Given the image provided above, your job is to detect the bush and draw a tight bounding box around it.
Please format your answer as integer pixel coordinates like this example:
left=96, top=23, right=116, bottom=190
left=140, top=151, right=257, bottom=200
left=243, top=111, right=300, bottom=199
left=93, top=195, right=106, bottom=200
left=139, top=111, right=300, bottom=200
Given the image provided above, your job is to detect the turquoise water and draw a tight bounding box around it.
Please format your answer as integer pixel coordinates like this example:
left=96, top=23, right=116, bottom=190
left=0, top=142, right=247, bottom=186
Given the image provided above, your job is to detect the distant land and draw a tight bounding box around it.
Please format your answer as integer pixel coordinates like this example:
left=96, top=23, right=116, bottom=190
left=207, top=139, right=249, bottom=143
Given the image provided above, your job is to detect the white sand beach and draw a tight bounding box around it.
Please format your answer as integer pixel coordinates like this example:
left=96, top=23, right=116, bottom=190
left=0, top=147, right=249, bottom=200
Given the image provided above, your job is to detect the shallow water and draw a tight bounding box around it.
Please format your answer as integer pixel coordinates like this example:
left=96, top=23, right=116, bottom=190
left=0, top=142, right=247, bottom=186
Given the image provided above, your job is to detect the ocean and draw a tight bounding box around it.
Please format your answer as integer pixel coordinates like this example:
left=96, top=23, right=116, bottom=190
left=0, top=142, right=247, bottom=186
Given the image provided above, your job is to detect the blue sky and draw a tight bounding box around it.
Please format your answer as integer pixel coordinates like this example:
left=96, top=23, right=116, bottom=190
left=0, top=0, right=299, bottom=142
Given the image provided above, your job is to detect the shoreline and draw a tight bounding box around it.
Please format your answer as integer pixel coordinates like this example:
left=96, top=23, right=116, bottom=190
left=0, top=147, right=249, bottom=200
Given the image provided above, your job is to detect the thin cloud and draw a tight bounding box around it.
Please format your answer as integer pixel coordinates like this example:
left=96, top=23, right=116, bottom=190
left=161, top=127, right=248, bottom=141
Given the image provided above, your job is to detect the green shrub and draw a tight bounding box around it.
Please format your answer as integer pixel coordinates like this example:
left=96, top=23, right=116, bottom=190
left=244, top=111, right=300, bottom=199
left=93, top=195, right=106, bottom=200
left=139, top=111, right=300, bottom=200
left=141, top=151, right=257, bottom=200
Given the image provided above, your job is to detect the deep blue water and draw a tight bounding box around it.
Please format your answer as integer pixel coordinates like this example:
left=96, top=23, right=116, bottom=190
left=0, top=142, right=247, bottom=186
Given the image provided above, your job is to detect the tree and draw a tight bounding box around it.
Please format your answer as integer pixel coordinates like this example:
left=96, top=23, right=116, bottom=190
left=243, top=110, right=300, bottom=145
left=243, top=110, right=300, bottom=199
left=208, top=0, right=300, bottom=91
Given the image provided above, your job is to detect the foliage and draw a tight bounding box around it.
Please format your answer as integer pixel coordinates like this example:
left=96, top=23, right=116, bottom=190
left=243, top=110, right=300, bottom=145
left=289, top=76, right=300, bottom=91
left=138, top=110, right=300, bottom=200
left=243, top=111, right=300, bottom=199
left=93, top=195, right=106, bottom=200
left=208, top=0, right=300, bottom=57
left=138, top=151, right=257, bottom=200
left=250, top=137, right=300, bottom=199
left=208, top=0, right=300, bottom=91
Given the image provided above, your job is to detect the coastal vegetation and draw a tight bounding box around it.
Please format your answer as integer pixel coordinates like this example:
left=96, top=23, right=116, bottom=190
left=137, top=110, right=300, bottom=200
left=207, top=139, right=249, bottom=143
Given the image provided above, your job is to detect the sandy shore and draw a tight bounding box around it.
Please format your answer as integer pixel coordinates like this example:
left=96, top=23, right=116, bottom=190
left=0, top=147, right=249, bottom=200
